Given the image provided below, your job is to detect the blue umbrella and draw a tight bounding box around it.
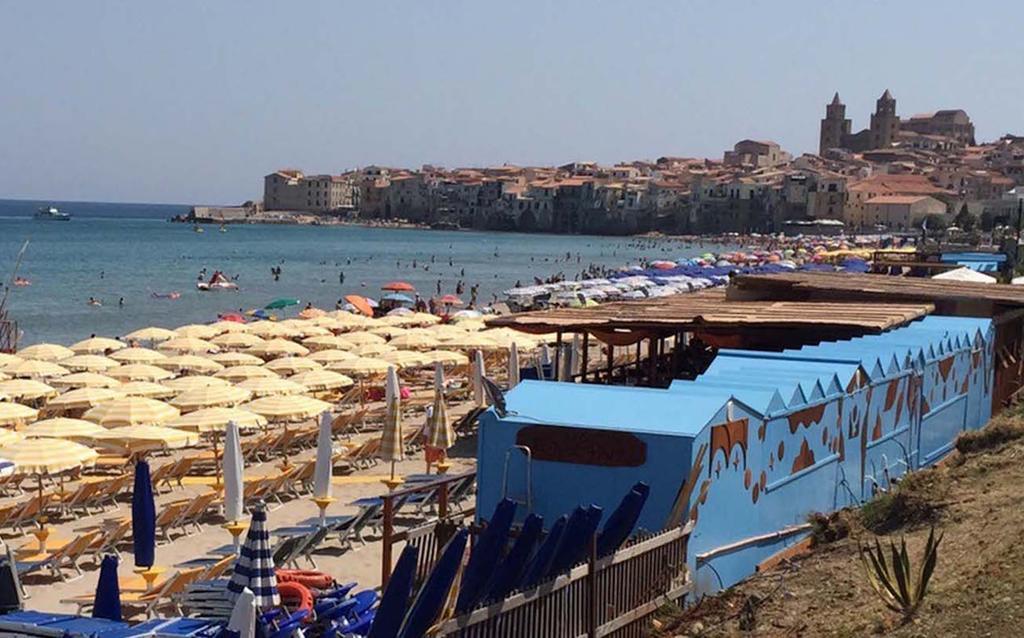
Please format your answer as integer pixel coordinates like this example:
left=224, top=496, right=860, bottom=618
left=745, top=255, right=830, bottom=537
left=381, top=293, right=414, bottom=304
left=228, top=503, right=279, bottom=609
left=91, top=555, right=121, bottom=621
left=367, top=545, right=418, bottom=638
left=131, top=460, right=155, bottom=569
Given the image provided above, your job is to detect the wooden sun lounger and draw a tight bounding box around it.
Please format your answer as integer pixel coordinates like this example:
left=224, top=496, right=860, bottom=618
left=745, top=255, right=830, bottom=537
left=5, top=494, right=53, bottom=534
left=84, top=517, right=132, bottom=559
left=155, top=500, right=191, bottom=544
left=16, top=529, right=102, bottom=583
left=171, top=490, right=221, bottom=535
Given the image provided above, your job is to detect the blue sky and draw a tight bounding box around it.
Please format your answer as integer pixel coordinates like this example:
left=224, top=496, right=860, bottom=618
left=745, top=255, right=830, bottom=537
left=0, top=1, right=1020, bottom=205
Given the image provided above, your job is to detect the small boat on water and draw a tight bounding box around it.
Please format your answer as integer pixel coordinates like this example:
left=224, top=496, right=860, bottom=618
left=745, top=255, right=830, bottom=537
left=34, top=205, right=70, bottom=221
left=196, top=270, right=238, bottom=292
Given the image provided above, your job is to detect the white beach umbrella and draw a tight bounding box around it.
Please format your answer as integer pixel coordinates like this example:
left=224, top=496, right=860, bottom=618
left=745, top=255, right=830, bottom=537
left=472, top=350, right=487, bottom=408
left=223, top=420, right=244, bottom=525
left=227, top=587, right=256, bottom=638
left=508, top=342, right=520, bottom=389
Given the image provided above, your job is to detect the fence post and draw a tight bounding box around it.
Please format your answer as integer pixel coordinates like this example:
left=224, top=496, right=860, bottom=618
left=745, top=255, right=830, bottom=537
left=381, top=492, right=394, bottom=588
left=439, top=480, right=449, bottom=518
left=587, top=533, right=598, bottom=638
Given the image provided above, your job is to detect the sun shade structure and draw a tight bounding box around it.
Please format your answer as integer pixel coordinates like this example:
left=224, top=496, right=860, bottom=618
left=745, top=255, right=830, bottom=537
left=246, top=322, right=296, bottom=339
left=88, top=425, right=199, bottom=451
left=341, top=332, right=386, bottom=346
left=154, top=355, right=224, bottom=375
left=158, top=338, right=219, bottom=355
left=427, top=363, right=454, bottom=451
left=0, top=379, right=58, bottom=401
left=350, top=343, right=395, bottom=357
left=59, top=354, right=120, bottom=373
left=443, top=334, right=501, bottom=351
left=173, top=324, right=221, bottom=340
left=328, top=357, right=390, bottom=377
left=17, top=343, right=75, bottom=362
left=421, top=350, right=470, bottom=367
left=123, top=327, right=177, bottom=342
left=211, top=333, right=266, bottom=350
left=210, top=320, right=251, bottom=334
left=388, top=333, right=442, bottom=350
left=83, top=397, right=180, bottom=427
left=240, top=395, right=332, bottom=423
left=24, top=418, right=106, bottom=439
left=166, top=407, right=267, bottom=433
left=307, top=349, right=357, bottom=365
left=289, top=369, right=354, bottom=392
left=263, top=357, right=321, bottom=375
left=235, top=377, right=306, bottom=397
left=45, top=387, right=125, bottom=412
left=0, top=430, right=19, bottom=447
left=170, top=385, right=252, bottom=412
left=106, top=364, right=174, bottom=382
left=0, top=402, right=38, bottom=427
left=70, top=337, right=125, bottom=355
left=109, top=348, right=167, bottom=364
left=0, top=437, right=98, bottom=474
left=378, top=367, right=404, bottom=482
left=162, top=375, right=231, bottom=393
left=301, top=335, right=355, bottom=352
left=379, top=350, right=430, bottom=369
left=49, top=372, right=121, bottom=390
left=2, top=359, right=70, bottom=379
left=210, top=352, right=266, bottom=367
left=214, top=366, right=279, bottom=382
left=118, top=381, right=177, bottom=399
left=247, top=339, right=310, bottom=359
left=0, top=353, right=22, bottom=367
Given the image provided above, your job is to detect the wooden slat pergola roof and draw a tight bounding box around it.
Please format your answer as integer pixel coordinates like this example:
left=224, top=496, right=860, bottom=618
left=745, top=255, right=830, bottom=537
left=730, top=272, right=1024, bottom=307
left=487, top=288, right=933, bottom=335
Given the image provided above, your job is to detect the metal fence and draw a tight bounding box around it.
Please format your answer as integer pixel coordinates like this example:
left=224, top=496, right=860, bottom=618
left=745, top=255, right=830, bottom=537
left=436, top=524, right=692, bottom=638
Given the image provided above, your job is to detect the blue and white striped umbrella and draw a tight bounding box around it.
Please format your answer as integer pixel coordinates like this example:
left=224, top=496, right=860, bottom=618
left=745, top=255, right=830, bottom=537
left=0, top=459, right=14, bottom=477
left=227, top=503, right=279, bottom=608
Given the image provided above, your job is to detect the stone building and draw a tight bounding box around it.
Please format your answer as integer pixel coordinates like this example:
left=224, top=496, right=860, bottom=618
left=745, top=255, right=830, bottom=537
left=723, top=140, right=791, bottom=168
left=863, top=195, right=947, bottom=230
left=263, top=170, right=358, bottom=213
left=901, top=110, right=976, bottom=145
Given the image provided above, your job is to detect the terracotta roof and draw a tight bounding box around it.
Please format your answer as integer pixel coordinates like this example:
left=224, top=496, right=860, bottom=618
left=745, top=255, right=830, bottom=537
left=865, top=195, right=934, bottom=205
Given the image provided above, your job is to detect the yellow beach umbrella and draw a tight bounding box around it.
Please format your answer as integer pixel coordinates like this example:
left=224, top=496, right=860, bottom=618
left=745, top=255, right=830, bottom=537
left=389, top=333, right=442, bottom=350
left=329, top=357, right=390, bottom=377
left=0, top=353, right=23, bottom=367
left=214, top=365, right=279, bottom=382
left=45, top=387, right=124, bottom=412
left=248, top=339, right=310, bottom=359
left=124, top=327, right=177, bottom=342
left=109, top=347, right=167, bottom=364
left=0, top=429, right=20, bottom=447
left=409, top=312, right=442, bottom=326
left=246, top=322, right=295, bottom=339
left=88, top=425, right=199, bottom=451
left=342, top=332, right=386, bottom=346
left=174, top=324, right=220, bottom=340
left=170, top=385, right=252, bottom=412
left=2, top=359, right=70, bottom=379
left=380, top=350, right=430, bottom=369
left=166, top=407, right=267, bottom=433
left=154, top=355, right=224, bottom=375
left=0, top=379, right=58, bottom=402
left=211, top=332, right=266, bottom=350
left=301, top=335, right=355, bottom=352
left=83, top=396, right=180, bottom=427
left=0, top=437, right=97, bottom=474
left=18, top=343, right=75, bottom=362
left=291, top=324, right=331, bottom=338
left=210, top=351, right=265, bottom=367
left=351, top=343, right=395, bottom=357
left=118, top=381, right=176, bottom=399
left=235, top=377, right=306, bottom=397
left=368, top=326, right=408, bottom=338
left=70, top=337, right=125, bottom=355
left=444, top=334, right=501, bottom=351
left=308, top=349, right=357, bottom=365
left=240, top=395, right=332, bottom=423
left=263, top=357, right=322, bottom=375
left=209, top=320, right=251, bottom=334
left=290, top=369, right=355, bottom=393
left=159, top=337, right=219, bottom=355
left=421, top=350, right=470, bottom=367
left=106, top=364, right=174, bottom=382
left=51, top=373, right=122, bottom=390
left=0, top=402, right=38, bottom=427
left=24, top=418, right=106, bottom=439
left=162, top=375, right=231, bottom=392
left=59, top=354, right=120, bottom=372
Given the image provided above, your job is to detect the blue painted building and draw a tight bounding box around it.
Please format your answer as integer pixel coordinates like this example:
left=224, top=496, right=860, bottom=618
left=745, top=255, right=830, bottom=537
left=476, top=315, right=994, bottom=594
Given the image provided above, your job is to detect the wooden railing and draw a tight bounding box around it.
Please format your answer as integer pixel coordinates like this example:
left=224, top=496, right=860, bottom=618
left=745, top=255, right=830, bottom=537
left=436, top=524, right=692, bottom=638
left=380, top=471, right=476, bottom=587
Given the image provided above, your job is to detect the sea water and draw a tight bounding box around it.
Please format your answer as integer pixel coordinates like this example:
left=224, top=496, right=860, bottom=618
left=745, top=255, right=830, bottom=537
left=0, top=199, right=728, bottom=346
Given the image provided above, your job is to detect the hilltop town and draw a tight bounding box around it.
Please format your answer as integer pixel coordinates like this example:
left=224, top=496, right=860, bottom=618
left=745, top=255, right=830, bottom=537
left=188, top=90, right=1024, bottom=236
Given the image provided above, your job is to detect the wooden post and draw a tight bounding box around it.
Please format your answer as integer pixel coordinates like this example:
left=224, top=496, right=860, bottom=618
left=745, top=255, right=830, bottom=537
left=648, top=338, right=657, bottom=385
left=581, top=332, right=590, bottom=383
left=587, top=533, right=598, bottom=638
left=438, top=480, right=449, bottom=518
left=554, top=331, right=563, bottom=381
left=635, top=341, right=642, bottom=377
left=606, top=343, right=614, bottom=384
left=381, top=493, right=394, bottom=587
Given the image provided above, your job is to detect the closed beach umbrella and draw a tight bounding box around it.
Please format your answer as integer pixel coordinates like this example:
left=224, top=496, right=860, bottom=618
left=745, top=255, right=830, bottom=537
left=51, top=372, right=121, bottom=390
left=223, top=420, right=244, bottom=523
left=91, top=554, right=122, bottom=621
left=0, top=402, right=38, bottom=427
left=60, top=354, right=120, bottom=373
left=226, top=587, right=256, bottom=638
left=312, top=412, right=333, bottom=502
left=162, top=375, right=231, bottom=393
left=89, top=425, right=199, bottom=451
left=508, top=343, right=521, bottom=389
left=24, top=418, right=105, bottom=439
left=18, top=343, right=74, bottom=362
left=235, top=377, right=305, bottom=398
left=0, top=437, right=97, bottom=474
left=211, top=332, right=266, bottom=351
left=290, top=369, right=354, bottom=393
left=171, top=385, right=251, bottom=412
left=106, top=364, right=173, bottom=382
left=155, top=355, right=224, bottom=375
left=167, top=407, right=267, bottom=433
left=472, top=350, right=487, bottom=408
left=214, top=365, right=279, bottom=382
left=159, top=337, right=218, bottom=355
left=174, top=324, right=220, bottom=340
left=0, top=379, right=58, bottom=401
left=109, top=348, right=166, bottom=364
left=70, top=337, right=125, bottom=355
left=118, top=381, right=176, bottom=399
left=2, top=359, right=69, bottom=380
left=264, top=357, right=321, bottom=375
left=378, top=367, right=403, bottom=482
left=427, top=363, right=454, bottom=451
left=46, top=387, right=124, bottom=412
left=210, top=352, right=265, bottom=367
left=83, top=396, right=180, bottom=427
left=123, top=327, right=177, bottom=343
left=308, top=349, right=356, bottom=364
left=240, top=395, right=332, bottom=423
left=228, top=503, right=280, bottom=608
left=132, top=459, right=156, bottom=568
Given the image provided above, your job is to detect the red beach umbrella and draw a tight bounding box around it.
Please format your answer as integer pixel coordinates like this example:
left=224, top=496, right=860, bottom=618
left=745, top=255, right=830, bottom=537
left=438, top=294, right=464, bottom=306
left=344, top=295, right=375, bottom=317
left=219, top=313, right=246, bottom=323
left=382, top=281, right=416, bottom=292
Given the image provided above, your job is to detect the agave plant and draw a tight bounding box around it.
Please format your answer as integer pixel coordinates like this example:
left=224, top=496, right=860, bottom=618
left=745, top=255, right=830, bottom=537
left=859, top=526, right=943, bottom=621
